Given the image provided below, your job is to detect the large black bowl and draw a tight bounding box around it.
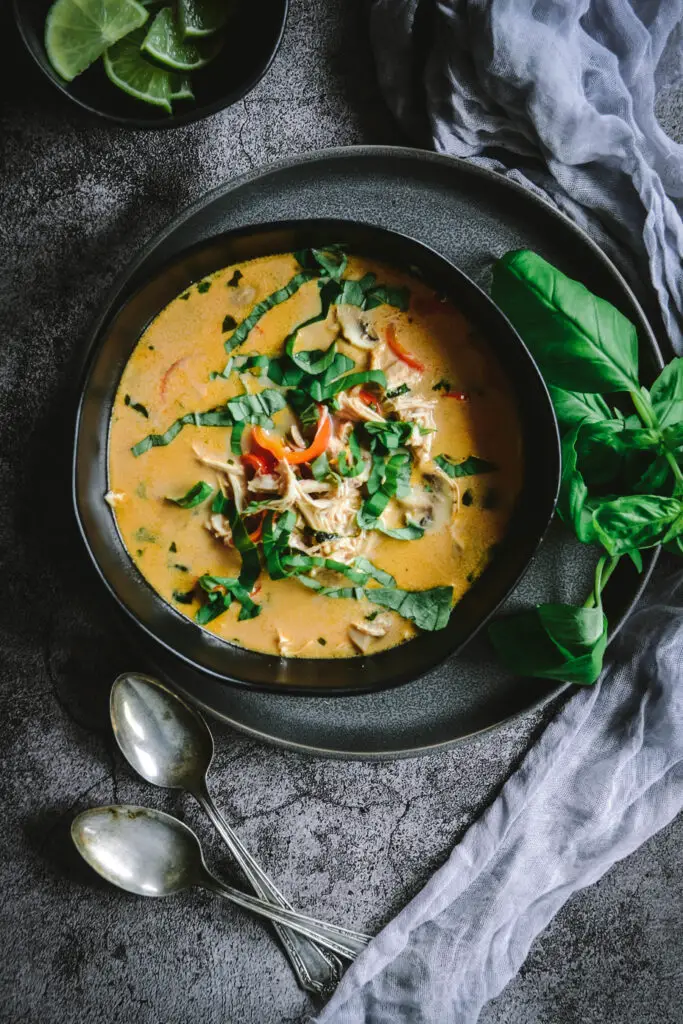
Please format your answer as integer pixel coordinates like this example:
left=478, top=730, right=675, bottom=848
left=14, top=0, right=288, bottom=129
left=73, top=219, right=561, bottom=695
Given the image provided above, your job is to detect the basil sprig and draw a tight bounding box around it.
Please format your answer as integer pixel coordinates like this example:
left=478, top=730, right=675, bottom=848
left=488, top=250, right=683, bottom=685
left=195, top=575, right=261, bottom=624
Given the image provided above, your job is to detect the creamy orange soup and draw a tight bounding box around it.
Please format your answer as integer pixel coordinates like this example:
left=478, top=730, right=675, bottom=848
left=108, top=249, right=522, bottom=658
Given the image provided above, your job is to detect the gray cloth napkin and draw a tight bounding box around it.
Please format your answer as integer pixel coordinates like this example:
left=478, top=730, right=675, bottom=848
left=316, top=3, right=683, bottom=1021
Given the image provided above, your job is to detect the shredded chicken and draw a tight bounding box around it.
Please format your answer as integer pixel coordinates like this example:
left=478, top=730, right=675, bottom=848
left=247, top=472, right=280, bottom=493
left=104, top=490, right=126, bottom=508
left=206, top=513, right=232, bottom=545
left=348, top=613, right=392, bottom=653
left=336, top=389, right=386, bottom=424
left=192, top=444, right=246, bottom=512
left=327, top=419, right=353, bottom=457
left=391, top=393, right=437, bottom=463
left=335, top=305, right=380, bottom=350
left=275, top=630, right=319, bottom=657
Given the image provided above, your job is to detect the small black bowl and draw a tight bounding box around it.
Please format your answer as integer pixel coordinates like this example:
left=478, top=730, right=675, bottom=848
left=74, top=219, right=561, bottom=695
left=13, top=0, right=288, bottom=128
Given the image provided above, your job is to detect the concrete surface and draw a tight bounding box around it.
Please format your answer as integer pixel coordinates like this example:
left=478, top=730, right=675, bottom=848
left=1, top=2, right=681, bottom=1022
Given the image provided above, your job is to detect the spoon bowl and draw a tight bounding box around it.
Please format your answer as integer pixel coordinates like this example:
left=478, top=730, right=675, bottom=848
left=110, top=672, right=213, bottom=792
left=71, top=805, right=203, bottom=897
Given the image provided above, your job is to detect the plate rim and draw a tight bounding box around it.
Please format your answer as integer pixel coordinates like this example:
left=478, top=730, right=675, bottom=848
left=77, top=144, right=662, bottom=757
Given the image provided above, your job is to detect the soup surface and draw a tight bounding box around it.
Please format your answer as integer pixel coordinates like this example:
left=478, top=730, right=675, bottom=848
left=108, top=248, right=523, bottom=658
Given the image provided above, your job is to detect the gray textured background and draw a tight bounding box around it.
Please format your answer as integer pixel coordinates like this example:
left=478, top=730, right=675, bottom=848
left=1, top=2, right=681, bottom=1022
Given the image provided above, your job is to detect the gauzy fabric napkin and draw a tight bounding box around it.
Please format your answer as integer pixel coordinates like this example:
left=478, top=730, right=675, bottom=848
left=316, top=3, right=683, bottom=1022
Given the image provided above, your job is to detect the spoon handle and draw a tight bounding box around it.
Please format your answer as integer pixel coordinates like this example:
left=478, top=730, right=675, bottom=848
left=194, top=783, right=342, bottom=993
left=202, top=871, right=371, bottom=960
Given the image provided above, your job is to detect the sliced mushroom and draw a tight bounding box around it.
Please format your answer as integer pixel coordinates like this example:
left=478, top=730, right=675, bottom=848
left=352, top=613, right=392, bottom=638
left=399, top=472, right=453, bottom=531
left=335, top=305, right=380, bottom=350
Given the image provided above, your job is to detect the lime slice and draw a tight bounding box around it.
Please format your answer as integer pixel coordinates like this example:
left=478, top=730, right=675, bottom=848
left=45, top=0, right=149, bottom=82
left=104, top=28, right=172, bottom=112
left=142, top=6, right=223, bottom=71
left=178, top=0, right=233, bottom=38
left=170, top=74, right=194, bottom=101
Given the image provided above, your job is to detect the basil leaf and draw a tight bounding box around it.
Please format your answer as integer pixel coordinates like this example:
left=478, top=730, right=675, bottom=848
left=166, top=481, right=214, bottom=508
left=131, top=407, right=234, bottom=456
left=311, top=452, right=333, bottom=481
left=376, top=521, right=424, bottom=541
left=488, top=604, right=607, bottom=684
left=262, top=510, right=296, bottom=579
left=311, top=369, right=387, bottom=402
left=224, top=270, right=317, bottom=354
left=548, top=386, right=612, bottom=430
left=491, top=250, right=639, bottom=393
left=212, top=498, right=261, bottom=589
left=557, top=426, right=598, bottom=544
left=287, top=340, right=340, bottom=377
left=592, top=494, right=683, bottom=555
left=337, top=429, right=364, bottom=478
left=197, top=575, right=261, bottom=622
left=227, top=389, right=287, bottom=426
left=650, top=358, right=683, bottom=429
left=227, top=269, right=243, bottom=287
left=353, top=557, right=396, bottom=587
left=222, top=314, right=237, bottom=332
left=434, top=454, right=496, bottom=478
left=231, top=421, right=245, bottom=455
left=364, top=420, right=412, bottom=452
left=172, top=588, right=195, bottom=605
left=366, top=586, right=453, bottom=631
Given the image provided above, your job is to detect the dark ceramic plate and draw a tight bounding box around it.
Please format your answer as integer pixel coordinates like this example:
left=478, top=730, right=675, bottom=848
left=74, top=219, right=560, bottom=695
left=14, top=0, right=288, bottom=128
left=75, top=146, right=662, bottom=758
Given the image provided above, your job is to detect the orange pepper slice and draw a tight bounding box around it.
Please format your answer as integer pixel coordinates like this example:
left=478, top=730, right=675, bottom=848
left=385, top=322, right=425, bottom=371
left=252, top=407, right=332, bottom=466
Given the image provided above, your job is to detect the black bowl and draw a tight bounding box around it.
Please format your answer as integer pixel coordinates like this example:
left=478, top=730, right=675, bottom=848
left=14, top=0, right=288, bottom=128
left=74, top=219, right=561, bottom=695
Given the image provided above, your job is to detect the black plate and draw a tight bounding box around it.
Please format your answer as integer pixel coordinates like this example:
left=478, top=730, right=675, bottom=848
left=73, top=146, right=661, bottom=758
left=14, top=0, right=288, bottom=129
left=74, top=219, right=560, bottom=695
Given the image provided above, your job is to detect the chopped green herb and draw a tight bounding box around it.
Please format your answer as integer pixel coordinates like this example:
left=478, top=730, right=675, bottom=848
left=135, top=481, right=147, bottom=499
left=386, top=384, right=411, bottom=399
left=197, top=281, right=211, bottom=294
left=180, top=293, right=190, bottom=301
left=172, top=589, right=195, bottom=604
left=134, top=527, right=156, bottom=543
left=148, top=345, right=155, bottom=351
left=169, top=541, right=177, bottom=553
left=166, top=481, right=214, bottom=509
left=313, top=531, right=338, bottom=543
left=136, top=548, right=144, bottom=557
left=317, top=637, right=327, bottom=646
left=365, top=610, right=380, bottom=621
left=432, top=379, right=451, bottom=392
left=222, top=314, right=237, bottom=332
left=231, top=421, right=245, bottom=455
left=462, top=488, right=474, bottom=506
left=124, top=395, right=149, bottom=418
left=174, top=564, right=189, bottom=572
left=227, top=270, right=243, bottom=287
left=224, top=269, right=318, bottom=354
left=435, top=454, right=497, bottom=478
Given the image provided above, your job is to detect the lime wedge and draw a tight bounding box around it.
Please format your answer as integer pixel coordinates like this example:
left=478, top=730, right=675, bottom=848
left=104, top=28, right=172, bottom=112
left=178, top=0, right=233, bottom=38
left=142, top=6, right=223, bottom=71
left=170, top=74, right=194, bottom=101
left=45, top=0, right=149, bottom=82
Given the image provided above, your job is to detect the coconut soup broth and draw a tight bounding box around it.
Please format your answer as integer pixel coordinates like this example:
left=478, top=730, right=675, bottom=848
left=108, top=252, right=523, bottom=658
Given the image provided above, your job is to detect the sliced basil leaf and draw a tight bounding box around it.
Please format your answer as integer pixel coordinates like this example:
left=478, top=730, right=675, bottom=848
left=311, top=369, right=387, bottom=402
left=488, top=603, right=607, bottom=684
left=337, top=429, right=364, bottom=478
left=131, top=408, right=233, bottom=456
left=222, top=314, right=237, bottom=332
left=124, top=394, right=149, bottom=418
left=166, top=481, right=214, bottom=508
left=366, top=586, right=453, bottom=631
left=227, top=269, right=243, bottom=287
left=491, top=250, right=639, bottom=393
left=227, top=389, right=287, bottom=426
left=353, top=557, right=395, bottom=587
left=386, top=383, right=411, bottom=399
left=197, top=574, right=261, bottom=622
left=376, top=521, right=424, bottom=540
left=231, top=421, right=245, bottom=455
left=224, top=270, right=317, bottom=354
left=172, top=588, right=195, bottom=604
left=434, top=454, right=496, bottom=478
left=311, top=452, right=333, bottom=481
left=364, top=420, right=412, bottom=452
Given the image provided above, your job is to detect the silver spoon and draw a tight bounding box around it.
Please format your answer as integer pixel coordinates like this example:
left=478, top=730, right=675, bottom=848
left=110, top=672, right=342, bottom=993
left=72, top=805, right=370, bottom=961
